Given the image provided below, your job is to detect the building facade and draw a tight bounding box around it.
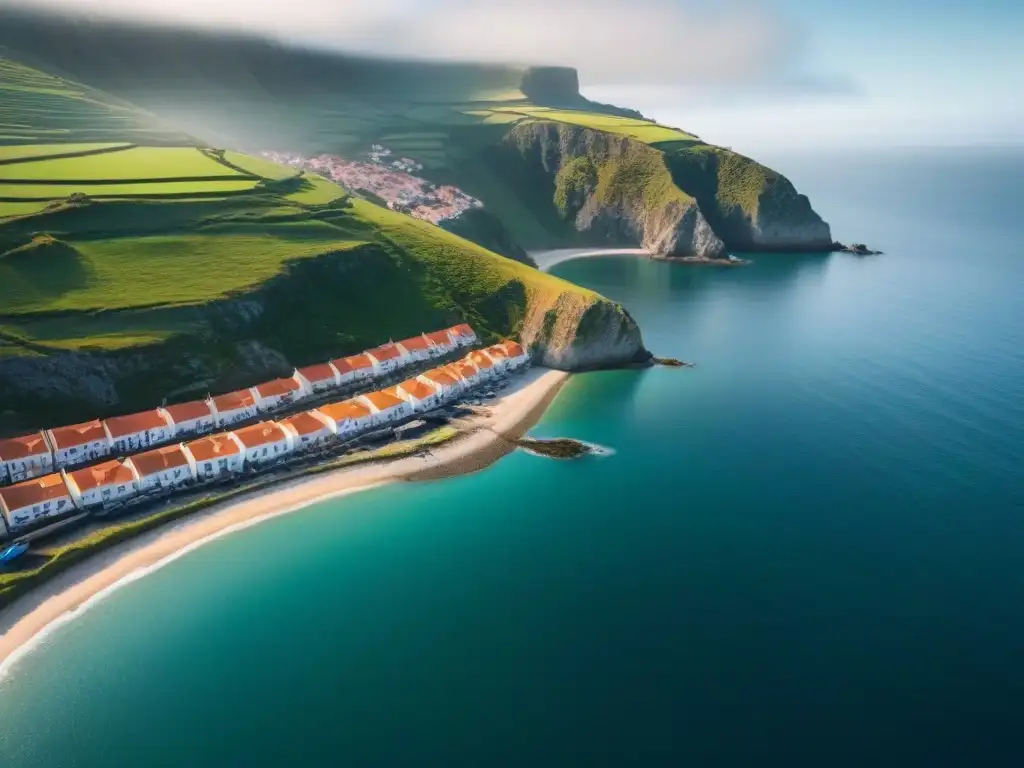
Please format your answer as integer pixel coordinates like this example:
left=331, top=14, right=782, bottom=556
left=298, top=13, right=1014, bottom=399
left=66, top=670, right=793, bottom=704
left=0, top=473, right=75, bottom=532
left=184, top=433, right=245, bottom=481
left=103, top=410, right=174, bottom=455
left=125, top=445, right=197, bottom=493
left=45, top=420, right=112, bottom=470
left=164, top=400, right=216, bottom=438
left=0, top=433, right=54, bottom=484
left=211, top=390, right=260, bottom=427
left=232, top=422, right=295, bottom=467
left=65, top=460, right=139, bottom=509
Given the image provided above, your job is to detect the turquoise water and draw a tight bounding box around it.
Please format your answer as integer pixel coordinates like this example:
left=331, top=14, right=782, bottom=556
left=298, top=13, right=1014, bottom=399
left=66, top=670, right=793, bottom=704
left=1, top=148, right=1022, bottom=766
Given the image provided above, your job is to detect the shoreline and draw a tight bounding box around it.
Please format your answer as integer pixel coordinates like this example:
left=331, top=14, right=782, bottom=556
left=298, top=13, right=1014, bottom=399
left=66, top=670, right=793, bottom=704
left=0, top=368, right=570, bottom=674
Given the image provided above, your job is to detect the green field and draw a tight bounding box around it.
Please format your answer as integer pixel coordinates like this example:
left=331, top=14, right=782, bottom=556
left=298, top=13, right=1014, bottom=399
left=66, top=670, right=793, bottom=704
left=0, top=179, right=259, bottom=199
left=483, top=106, right=699, bottom=144
left=0, top=142, right=130, bottom=161
left=0, top=146, right=245, bottom=181
left=221, top=151, right=297, bottom=180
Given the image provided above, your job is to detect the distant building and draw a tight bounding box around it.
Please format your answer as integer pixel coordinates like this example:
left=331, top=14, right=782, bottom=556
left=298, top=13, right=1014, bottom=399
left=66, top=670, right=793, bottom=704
left=185, top=433, right=245, bottom=481
left=232, top=422, right=295, bottom=467
left=482, top=345, right=511, bottom=375
left=65, top=460, right=139, bottom=510
left=397, top=334, right=433, bottom=363
left=356, top=390, right=413, bottom=428
left=280, top=411, right=335, bottom=451
left=253, top=376, right=307, bottom=413
left=467, top=350, right=498, bottom=380
left=125, top=444, right=197, bottom=493
left=496, top=340, right=531, bottom=370
left=211, top=389, right=260, bottom=427
left=448, top=324, right=478, bottom=347
left=0, top=473, right=75, bottom=532
left=103, top=409, right=174, bottom=454
left=425, top=330, right=457, bottom=357
left=333, top=354, right=375, bottom=385
left=316, top=401, right=374, bottom=440
left=367, top=343, right=411, bottom=377
left=419, top=367, right=463, bottom=403
left=163, top=400, right=216, bottom=439
left=394, top=378, right=442, bottom=413
left=296, top=363, right=342, bottom=394
left=453, top=359, right=481, bottom=389
left=45, top=420, right=111, bottom=470
left=0, top=433, right=54, bottom=484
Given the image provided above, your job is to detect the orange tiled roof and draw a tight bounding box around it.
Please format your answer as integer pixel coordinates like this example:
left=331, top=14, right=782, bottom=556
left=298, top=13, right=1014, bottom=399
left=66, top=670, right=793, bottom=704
left=186, top=433, right=241, bottom=462
left=0, top=473, right=70, bottom=511
left=426, top=330, right=453, bottom=346
left=398, top=378, right=438, bottom=400
left=454, top=361, right=478, bottom=379
left=362, top=390, right=406, bottom=411
left=368, top=344, right=401, bottom=362
left=318, top=401, right=371, bottom=423
left=399, top=335, right=431, bottom=352
left=213, top=390, right=256, bottom=412
left=68, top=460, right=135, bottom=492
left=255, top=378, right=301, bottom=398
left=164, top=400, right=213, bottom=424
left=0, top=432, right=51, bottom=460
left=341, top=354, right=373, bottom=371
left=422, top=368, right=459, bottom=388
left=469, top=351, right=494, bottom=369
left=131, top=445, right=190, bottom=475
left=47, top=421, right=105, bottom=450
left=500, top=341, right=526, bottom=358
left=281, top=412, right=329, bottom=436
left=298, top=363, right=337, bottom=383
left=104, top=410, right=170, bottom=439
left=486, top=345, right=509, bottom=360
left=449, top=324, right=475, bottom=338
left=232, top=422, right=288, bottom=449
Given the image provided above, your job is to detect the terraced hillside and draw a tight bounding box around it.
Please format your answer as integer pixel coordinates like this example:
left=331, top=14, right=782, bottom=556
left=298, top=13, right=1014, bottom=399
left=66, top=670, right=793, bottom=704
left=0, top=56, right=645, bottom=434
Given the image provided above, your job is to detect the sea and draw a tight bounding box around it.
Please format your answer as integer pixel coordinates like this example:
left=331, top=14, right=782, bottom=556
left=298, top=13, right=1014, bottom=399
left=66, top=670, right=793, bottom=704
left=1, top=146, right=1022, bottom=766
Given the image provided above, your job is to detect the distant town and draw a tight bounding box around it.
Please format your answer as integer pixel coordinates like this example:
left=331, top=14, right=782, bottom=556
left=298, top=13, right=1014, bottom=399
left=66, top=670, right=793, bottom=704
left=261, top=146, right=484, bottom=225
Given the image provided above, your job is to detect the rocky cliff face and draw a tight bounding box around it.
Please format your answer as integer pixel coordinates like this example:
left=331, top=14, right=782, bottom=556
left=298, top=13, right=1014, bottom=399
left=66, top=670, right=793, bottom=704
left=492, top=122, right=725, bottom=258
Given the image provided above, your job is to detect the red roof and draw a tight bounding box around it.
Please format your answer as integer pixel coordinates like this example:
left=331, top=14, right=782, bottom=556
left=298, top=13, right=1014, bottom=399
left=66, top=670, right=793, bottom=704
left=68, top=460, right=135, bottom=492
left=362, top=391, right=406, bottom=412
left=298, top=363, right=338, bottom=383
left=398, top=378, right=438, bottom=401
left=131, top=445, right=191, bottom=476
left=0, top=432, right=51, bottom=460
left=255, top=377, right=301, bottom=398
left=186, top=433, right=241, bottom=462
left=500, top=341, right=527, bottom=358
left=454, top=361, right=479, bottom=379
left=281, top=412, right=329, bottom=437
left=213, top=389, right=256, bottom=412
left=232, top=421, right=288, bottom=449
left=368, top=344, right=401, bottom=362
left=164, top=400, right=213, bottom=424
left=0, top=473, right=70, bottom=511
left=469, top=351, right=494, bottom=369
left=399, top=335, right=431, bottom=352
left=340, top=354, right=373, bottom=372
left=48, top=420, right=106, bottom=450
left=426, top=330, right=453, bottom=346
left=449, top=324, right=476, bottom=339
left=103, top=410, right=170, bottom=439
left=486, top=345, right=509, bottom=360
left=421, top=369, right=459, bottom=388
left=318, top=401, right=371, bottom=423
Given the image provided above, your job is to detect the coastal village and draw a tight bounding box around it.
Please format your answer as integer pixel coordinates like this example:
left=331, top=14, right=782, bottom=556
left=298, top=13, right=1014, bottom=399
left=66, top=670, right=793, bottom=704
left=0, top=325, right=531, bottom=541
left=261, top=147, right=484, bottom=224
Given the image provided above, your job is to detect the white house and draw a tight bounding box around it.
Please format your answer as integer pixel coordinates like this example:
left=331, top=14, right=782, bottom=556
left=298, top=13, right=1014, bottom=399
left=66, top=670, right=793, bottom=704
left=316, top=401, right=374, bottom=441
left=65, top=460, right=139, bottom=510
left=253, top=376, right=308, bottom=413
left=231, top=421, right=295, bottom=467
left=164, top=400, right=216, bottom=438
left=366, top=343, right=411, bottom=377
left=397, top=334, right=433, bottom=363
left=425, top=329, right=457, bottom=357
left=356, top=390, right=414, bottom=428
left=467, top=350, right=498, bottom=381
left=447, top=324, right=478, bottom=347
left=331, top=355, right=374, bottom=386
left=482, top=345, right=511, bottom=375
left=211, top=389, right=260, bottom=427
left=296, top=362, right=342, bottom=394
left=496, top=340, right=530, bottom=370
left=393, top=378, right=443, bottom=413
left=184, top=433, right=245, bottom=481
left=0, top=432, right=54, bottom=484
left=280, top=411, right=335, bottom=452
left=419, top=367, right=464, bottom=402
left=453, top=359, right=482, bottom=390
left=0, top=473, right=75, bottom=532
left=45, top=420, right=112, bottom=470
left=103, top=409, right=174, bottom=455
left=125, top=444, right=197, bottom=493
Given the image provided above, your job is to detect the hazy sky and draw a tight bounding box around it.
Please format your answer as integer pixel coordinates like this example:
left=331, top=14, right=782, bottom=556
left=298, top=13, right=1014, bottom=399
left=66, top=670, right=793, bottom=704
left=8, top=0, right=1022, bottom=153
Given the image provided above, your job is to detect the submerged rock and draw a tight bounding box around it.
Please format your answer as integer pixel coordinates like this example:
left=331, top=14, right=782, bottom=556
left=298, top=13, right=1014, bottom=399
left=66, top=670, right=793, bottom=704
left=516, top=437, right=594, bottom=459
left=835, top=242, right=883, bottom=255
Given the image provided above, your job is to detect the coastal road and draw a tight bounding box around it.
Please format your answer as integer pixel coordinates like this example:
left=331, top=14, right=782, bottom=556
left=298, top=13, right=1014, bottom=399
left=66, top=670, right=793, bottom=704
left=529, top=248, right=651, bottom=273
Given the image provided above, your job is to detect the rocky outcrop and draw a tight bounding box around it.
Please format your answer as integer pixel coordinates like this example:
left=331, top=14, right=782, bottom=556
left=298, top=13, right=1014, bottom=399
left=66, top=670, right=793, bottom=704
left=440, top=209, right=535, bottom=266
left=492, top=121, right=725, bottom=259
left=519, top=288, right=647, bottom=371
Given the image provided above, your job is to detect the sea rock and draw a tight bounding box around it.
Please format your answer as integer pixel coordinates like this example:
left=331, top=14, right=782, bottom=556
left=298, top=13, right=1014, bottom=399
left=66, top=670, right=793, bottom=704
left=836, top=242, right=883, bottom=255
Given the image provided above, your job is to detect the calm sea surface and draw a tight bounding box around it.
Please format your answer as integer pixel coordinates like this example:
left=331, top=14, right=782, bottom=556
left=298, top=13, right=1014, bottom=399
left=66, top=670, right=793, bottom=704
left=1, top=147, right=1022, bottom=766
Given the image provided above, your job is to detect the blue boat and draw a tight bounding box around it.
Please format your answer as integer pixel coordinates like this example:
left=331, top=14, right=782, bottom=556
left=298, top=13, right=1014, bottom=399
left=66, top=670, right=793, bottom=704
left=0, top=541, right=28, bottom=565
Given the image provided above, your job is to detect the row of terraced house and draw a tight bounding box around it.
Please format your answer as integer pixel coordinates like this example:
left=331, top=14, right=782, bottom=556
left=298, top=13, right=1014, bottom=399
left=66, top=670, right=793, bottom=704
left=0, top=333, right=530, bottom=537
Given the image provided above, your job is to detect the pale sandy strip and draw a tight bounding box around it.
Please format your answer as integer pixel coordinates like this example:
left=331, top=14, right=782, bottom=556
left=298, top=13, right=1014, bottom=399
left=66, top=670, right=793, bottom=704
left=0, top=369, right=570, bottom=674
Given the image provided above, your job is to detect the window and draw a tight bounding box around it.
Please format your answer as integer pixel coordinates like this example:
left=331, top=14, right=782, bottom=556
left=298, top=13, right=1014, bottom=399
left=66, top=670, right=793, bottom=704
left=57, top=500, right=66, bottom=510
left=261, top=448, right=268, bottom=458
left=70, top=447, right=78, bottom=455
left=118, top=485, right=125, bottom=493
left=103, top=489, right=112, bottom=499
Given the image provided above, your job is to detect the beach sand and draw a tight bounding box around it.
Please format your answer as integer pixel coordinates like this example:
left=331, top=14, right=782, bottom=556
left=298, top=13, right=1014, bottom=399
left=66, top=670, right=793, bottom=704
left=0, top=368, right=569, bottom=671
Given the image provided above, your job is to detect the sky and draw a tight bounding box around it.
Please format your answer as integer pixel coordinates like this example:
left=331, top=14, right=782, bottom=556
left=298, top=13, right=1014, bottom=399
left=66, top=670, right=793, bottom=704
left=5, top=0, right=1022, bottom=154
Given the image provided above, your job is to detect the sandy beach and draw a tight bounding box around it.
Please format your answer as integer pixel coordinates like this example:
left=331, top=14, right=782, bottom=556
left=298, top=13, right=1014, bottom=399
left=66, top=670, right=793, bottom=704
left=0, top=368, right=569, bottom=672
